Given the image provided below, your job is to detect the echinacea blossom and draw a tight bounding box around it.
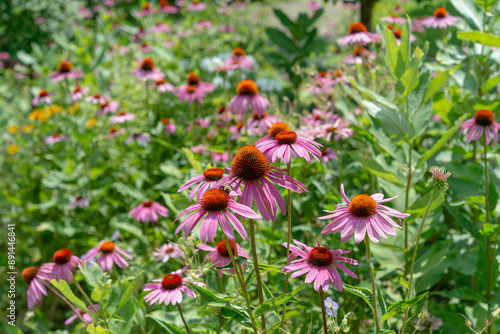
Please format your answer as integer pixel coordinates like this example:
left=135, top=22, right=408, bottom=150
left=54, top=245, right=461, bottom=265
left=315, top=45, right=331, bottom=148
left=325, top=297, right=339, bottom=316
left=138, top=42, right=153, bottom=53
left=338, top=22, right=376, bottom=46
left=109, top=112, right=136, bottom=124
left=195, top=19, right=213, bottom=30
left=257, top=131, right=323, bottom=164
left=321, top=148, right=337, bottom=162
left=137, top=2, right=154, bottom=16
left=97, top=100, right=120, bottom=116
left=159, top=0, right=179, bottom=13
left=86, top=93, right=107, bottom=105
left=129, top=200, right=168, bottom=223
left=32, top=89, right=54, bottom=106
left=197, top=240, right=250, bottom=278
left=303, top=108, right=338, bottom=125
left=187, top=0, right=206, bottom=11
left=178, top=168, right=226, bottom=202
left=460, top=109, right=500, bottom=146
left=222, top=47, right=255, bottom=70
left=422, top=8, right=460, bottom=29
left=381, top=14, right=406, bottom=24
left=412, top=17, right=426, bottom=33
left=162, top=118, right=176, bottom=136
left=212, top=151, right=229, bottom=163
left=177, top=84, right=207, bottom=104
left=343, top=46, right=376, bottom=65
left=153, top=243, right=185, bottom=263
left=180, top=72, right=214, bottom=93
left=247, top=111, right=279, bottom=136
left=149, top=22, right=170, bottom=33
left=191, top=144, right=208, bottom=154
left=256, top=121, right=291, bottom=144
left=45, top=133, right=67, bottom=146
left=82, top=241, right=132, bottom=271
left=320, top=184, right=411, bottom=243
left=391, top=28, right=417, bottom=45
left=143, top=267, right=196, bottom=306
left=65, top=304, right=99, bottom=325
left=152, top=79, right=175, bottom=93
left=321, top=119, right=353, bottom=141
left=308, top=1, right=321, bottom=13
left=281, top=240, right=358, bottom=292
left=50, top=60, right=84, bottom=82
left=125, top=132, right=151, bottom=145
left=227, top=80, right=270, bottom=117
left=70, top=85, right=90, bottom=103
left=45, top=249, right=84, bottom=283
left=105, top=126, right=126, bottom=138
left=174, top=188, right=261, bottom=242
left=23, top=265, right=52, bottom=310
left=229, top=122, right=245, bottom=140
left=71, top=195, right=89, bottom=208
left=186, top=118, right=210, bottom=131
left=429, top=167, right=451, bottom=182
left=131, top=58, right=165, bottom=82
left=215, top=145, right=307, bottom=222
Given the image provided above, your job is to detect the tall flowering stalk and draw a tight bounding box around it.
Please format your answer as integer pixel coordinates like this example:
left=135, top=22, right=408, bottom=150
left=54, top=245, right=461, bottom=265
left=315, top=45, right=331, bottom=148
left=401, top=167, right=450, bottom=333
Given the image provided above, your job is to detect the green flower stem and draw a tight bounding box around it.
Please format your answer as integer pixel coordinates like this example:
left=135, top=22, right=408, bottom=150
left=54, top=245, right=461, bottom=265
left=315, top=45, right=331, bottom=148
left=365, top=235, right=380, bottom=332
left=320, top=288, right=329, bottom=334
left=177, top=303, right=192, bottom=334
left=280, top=162, right=293, bottom=330
left=44, top=282, right=88, bottom=324
left=401, top=187, right=437, bottom=334
left=249, top=218, right=266, bottom=332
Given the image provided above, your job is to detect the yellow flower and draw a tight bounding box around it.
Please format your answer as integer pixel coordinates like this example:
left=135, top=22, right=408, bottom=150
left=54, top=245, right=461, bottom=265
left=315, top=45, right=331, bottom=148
left=29, top=110, right=48, bottom=122
left=86, top=118, right=97, bottom=128
left=7, top=144, right=19, bottom=155
left=67, top=104, right=80, bottom=114
left=50, top=105, right=63, bottom=113
left=7, top=126, right=19, bottom=134
left=23, top=124, right=35, bottom=133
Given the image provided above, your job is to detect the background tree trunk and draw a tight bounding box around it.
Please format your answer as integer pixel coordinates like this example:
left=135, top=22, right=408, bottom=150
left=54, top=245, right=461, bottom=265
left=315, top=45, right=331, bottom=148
left=360, top=0, right=378, bottom=30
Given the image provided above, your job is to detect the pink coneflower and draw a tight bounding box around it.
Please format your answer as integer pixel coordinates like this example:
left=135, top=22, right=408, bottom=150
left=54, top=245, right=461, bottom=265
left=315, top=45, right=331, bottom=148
left=71, top=195, right=89, bottom=208
left=319, top=184, right=411, bottom=243
left=82, top=241, right=132, bottom=271
left=302, top=108, right=338, bottom=125
left=191, top=144, right=208, bottom=154
left=125, top=132, right=151, bottom=145
left=105, top=126, right=126, bottom=138
left=330, top=70, right=351, bottom=85
left=159, top=0, right=180, bottom=13
left=460, top=109, right=500, bottom=146
left=187, top=118, right=210, bottom=131
left=391, top=28, right=417, bottom=46
left=151, top=79, right=175, bottom=93
left=153, top=243, right=185, bottom=263
left=229, top=122, right=245, bottom=140
left=187, top=0, right=206, bottom=11
left=32, top=89, right=54, bottom=106
left=215, top=145, right=307, bottom=222
left=381, top=14, right=406, bottom=24
left=343, top=46, right=376, bottom=65
left=257, top=131, right=323, bottom=164
left=197, top=240, right=250, bottom=278
left=430, top=166, right=451, bottom=181
left=321, top=119, right=353, bottom=141
left=247, top=112, right=280, bottom=136
left=45, top=133, right=67, bottom=146
left=422, top=8, right=460, bottom=29
left=70, top=85, right=90, bottom=103
left=137, top=2, right=154, bottom=16
left=219, top=25, right=235, bottom=33
left=412, top=17, right=426, bottom=33
left=109, top=112, right=136, bottom=124
left=131, top=58, right=164, bottom=82
left=195, top=19, right=213, bottom=30
left=129, top=200, right=168, bottom=223
left=86, top=93, right=106, bottom=105
left=256, top=122, right=291, bottom=145
left=338, top=22, right=376, bottom=46
left=45, top=249, right=84, bottom=283
left=181, top=72, right=214, bottom=93
left=222, top=48, right=255, bottom=70
left=321, top=148, right=337, bottom=162
left=97, top=100, right=120, bottom=116
left=138, top=41, right=153, bottom=53
left=23, top=265, right=52, bottom=310
left=162, top=118, right=176, bottom=136
left=143, top=267, right=196, bottom=306
left=227, top=80, right=270, bottom=117
left=307, top=77, right=335, bottom=95
left=174, top=188, right=261, bottom=242
left=212, top=151, right=229, bottom=163
left=149, top=22, right=171, bottom=33
left=177, top=84, right=207, bottom=105
left=281, top=240, right=358, bottom=292
left=308, top=1, right=321, bottom=13
left=178, top=168, right=226, bottom=202
left=50, top=60, right=84, bottom=82
left=65, top=305, right=99, bottom=325
left=415, top=315, right=443, bottom=331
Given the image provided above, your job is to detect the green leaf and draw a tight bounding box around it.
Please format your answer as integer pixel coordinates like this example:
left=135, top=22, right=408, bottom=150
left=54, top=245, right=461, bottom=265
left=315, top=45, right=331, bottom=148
left=266, top=28, right=296, bottom=53
left=415, top=115, right=466, bottom=168
left=363, top=101, right=412, bottom=141
left=189, top=283, right=227, bottom=303
left=148, top=311, right=186, bottom=334
left=107, top=277, right=135, bottom=317
left=109, top=220, right=148, bottom=245
left=457, top=31, right=500, bottom=47
left=51, top=279, right=88, bottom=311
left=79, top=263, right=108, bottom=288
left=349, top=152, right=404, bottom=187
left=422, top=70, right=452, bottom=105
left=253, top=283, right=307, bottom=316
left=450, top=0, right=482, bottom=31
left=380, top=292, right=428, bottom=324
left=444, top=203, right=485, bottom=245
left=220, top=305, right=252, bottom=328
left=483, top=76, right=500, bottom=92
left=406, top=191, right=444, bottom=223
left=273, top=9, right=294, bottom=28
left=86, top=324, right=114, bottom=334
left=343, top=284, right=374, bottom=312
left=182, top=148, right=203, bottom=174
